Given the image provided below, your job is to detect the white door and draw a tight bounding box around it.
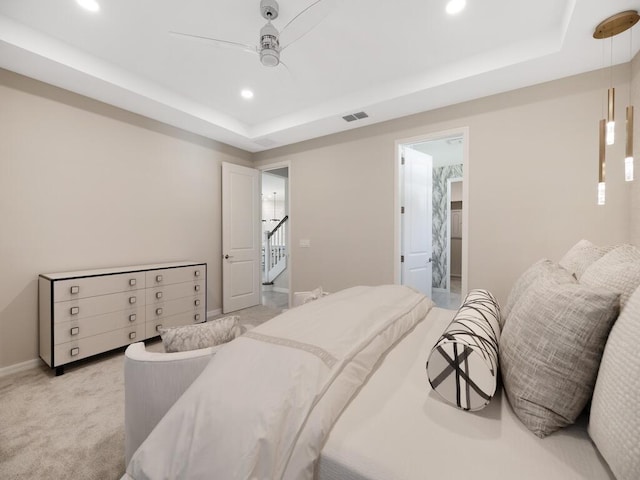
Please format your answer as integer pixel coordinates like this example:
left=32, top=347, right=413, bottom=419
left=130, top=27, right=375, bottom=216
left=401, top=148, right=433, bottom=296
left=222, top=162, right=260, bottom=313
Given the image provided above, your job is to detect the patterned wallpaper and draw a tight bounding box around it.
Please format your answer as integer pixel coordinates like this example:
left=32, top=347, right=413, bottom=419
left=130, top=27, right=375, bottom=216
left=432, top=164, right=463, bottom=289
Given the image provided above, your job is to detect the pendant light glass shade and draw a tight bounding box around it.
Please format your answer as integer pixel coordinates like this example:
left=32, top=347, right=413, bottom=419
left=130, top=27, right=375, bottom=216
left=626, top=105, right=634, bottom=181
left=606, top=88, right=615, bottom=145
left=598, top=118, right=607, bottom=205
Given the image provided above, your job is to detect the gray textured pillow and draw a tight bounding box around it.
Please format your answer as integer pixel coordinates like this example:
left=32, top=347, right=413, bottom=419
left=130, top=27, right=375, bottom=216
left=558, top=239, right=613, bottom=280
left=580, top=244, right=640, bottom=312
left=158, top=316, right=244, bottom=353
left=500, top=279, right=619, bottom=438
left=501, top=260, right=575, bottom=327
left=589, top=285, right=640, bottom=480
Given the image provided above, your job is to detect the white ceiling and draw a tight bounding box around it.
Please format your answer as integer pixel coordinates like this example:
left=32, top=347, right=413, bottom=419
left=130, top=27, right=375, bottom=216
left=411, top=137, right=463, bottom=168
left=1, top=0, right=639, bottom=152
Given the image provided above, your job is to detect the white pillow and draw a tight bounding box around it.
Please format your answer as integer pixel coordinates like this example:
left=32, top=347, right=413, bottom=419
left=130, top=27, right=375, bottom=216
left=589, top=285, right=640, bottom=480
left=426, top=289, right=501, bottom=411
left=558, top=239, right=613, bottom=280
left=580, top=244, right=640, bottom=312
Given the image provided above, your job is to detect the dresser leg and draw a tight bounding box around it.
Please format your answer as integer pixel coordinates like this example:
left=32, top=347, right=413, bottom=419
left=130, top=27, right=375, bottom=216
left=55, top=366, right=64, bottom=376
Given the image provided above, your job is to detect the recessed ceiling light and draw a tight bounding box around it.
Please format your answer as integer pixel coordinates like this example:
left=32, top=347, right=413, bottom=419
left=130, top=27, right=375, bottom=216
left=76, top=0, right=100, bottom=12
left=241, top=89, right=254, bottom=99
left=446, top=0, right=466, bottom=15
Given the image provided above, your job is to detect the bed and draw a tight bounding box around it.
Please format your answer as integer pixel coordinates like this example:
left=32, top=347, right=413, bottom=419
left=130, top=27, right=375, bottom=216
left=122, top=241, right=640, bottom=480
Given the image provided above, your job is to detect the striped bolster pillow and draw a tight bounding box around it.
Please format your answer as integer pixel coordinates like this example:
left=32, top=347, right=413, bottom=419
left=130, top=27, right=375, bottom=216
left=426, top=289, right=502, bottom=411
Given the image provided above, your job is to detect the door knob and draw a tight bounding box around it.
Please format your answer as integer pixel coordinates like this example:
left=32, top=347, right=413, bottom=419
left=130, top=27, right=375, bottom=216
left=428, top=257, right=433, bottom=263
left=224, top=254, right=234, bottom=260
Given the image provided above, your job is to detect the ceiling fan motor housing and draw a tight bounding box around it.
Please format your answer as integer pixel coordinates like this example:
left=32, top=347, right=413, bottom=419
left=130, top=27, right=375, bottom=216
left=260, top=0, right=279, bottom=20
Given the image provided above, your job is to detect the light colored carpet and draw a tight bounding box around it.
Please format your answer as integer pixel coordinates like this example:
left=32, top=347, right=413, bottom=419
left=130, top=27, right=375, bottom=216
left=0, top=304, right=281, bottom=479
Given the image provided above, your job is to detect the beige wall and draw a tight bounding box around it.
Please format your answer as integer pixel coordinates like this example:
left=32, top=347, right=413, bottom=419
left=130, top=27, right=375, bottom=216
left=254, top=66, right=632, bottom=305
left=631, top=53, right=640, bottom=245
left=2, top=61, right=636, bottom=370
left=0, top=69, right=251, bottom=369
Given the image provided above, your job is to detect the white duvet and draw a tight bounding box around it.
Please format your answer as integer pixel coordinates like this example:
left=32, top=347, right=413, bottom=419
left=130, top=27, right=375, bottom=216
left=124, top=285, right=432, bottom=480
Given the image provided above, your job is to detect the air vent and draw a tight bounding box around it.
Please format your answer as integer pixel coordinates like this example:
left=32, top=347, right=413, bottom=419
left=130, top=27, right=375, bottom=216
left=342, top=111, right=369, bottom=122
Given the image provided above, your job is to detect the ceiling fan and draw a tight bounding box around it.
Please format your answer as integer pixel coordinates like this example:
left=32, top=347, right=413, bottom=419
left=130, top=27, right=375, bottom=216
left=170, top=0, right=334, bottom=68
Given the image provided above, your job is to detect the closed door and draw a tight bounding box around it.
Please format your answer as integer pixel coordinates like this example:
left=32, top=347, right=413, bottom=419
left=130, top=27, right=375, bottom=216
left=222, top=162, right=260, bottom=313
left=401, top=148, right=433, bottom=296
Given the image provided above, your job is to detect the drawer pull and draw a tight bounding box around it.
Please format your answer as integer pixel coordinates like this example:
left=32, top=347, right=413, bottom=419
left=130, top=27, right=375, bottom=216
left=194, top=313, right=201, bottom=322
left=70, top=307, right=79, bottom=315
left=129, top=278, right=137, bottom=286
left=70, top=347, right=80, bottom=357
left=156, top=275, right=163, bottom=283
left=194, top=284, right=201, bottom=292
left=70, top=285, right=80, bottom=294
left=129, top=296, right=137, bottom=304
left=156, top=292, right=163, bottom=299
left=156, top=324, right=163, bottom=332
left=194, top=270, right=201, bottom=277
left=129, top=332, right=136, bottom=340
left=156, top=308, right=163, bottom=316
left=129, top=314, right=137, bottom=322
left=70, top=327, right=79, bottom=336
left=194, top=299, right=201, bottom=306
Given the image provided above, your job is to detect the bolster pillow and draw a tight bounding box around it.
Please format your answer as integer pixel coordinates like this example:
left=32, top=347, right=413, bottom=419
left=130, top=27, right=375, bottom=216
left=426, top=289, right=502, bottom=411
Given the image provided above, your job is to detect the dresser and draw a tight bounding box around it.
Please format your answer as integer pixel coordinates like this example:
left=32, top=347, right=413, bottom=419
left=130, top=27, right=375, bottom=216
left=39, top=261, right=207, bottom=375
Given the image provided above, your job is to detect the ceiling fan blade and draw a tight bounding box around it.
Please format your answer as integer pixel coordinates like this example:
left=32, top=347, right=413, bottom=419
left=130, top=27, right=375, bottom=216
left=169, top=31, right=258, bottom=55
left=279, top=0, right=337, bottom=50
left=278, top=60, right=295, bottom=81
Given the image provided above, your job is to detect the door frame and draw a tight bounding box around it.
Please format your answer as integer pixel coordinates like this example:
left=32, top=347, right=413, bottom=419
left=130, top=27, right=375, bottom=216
left=393, top=127, right=470, bottom=297
left=258, top=161, right=292, bottom=308
left=446, top=176, right=463, bottom=294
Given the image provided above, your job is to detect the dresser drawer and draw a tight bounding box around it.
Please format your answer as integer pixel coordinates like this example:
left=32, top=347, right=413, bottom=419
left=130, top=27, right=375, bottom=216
left=53, top=305, right=145, bottom=345
left=54, top=291, right=142, bottom=323
left=53, top=323, right=145, bottom=366
left=146, top=281, right=205, bottom=304
left=145, top=307, right=206, bottom=338
left=146, top=294, right=204, bottom=321
left=146, top=265, right=205, bottom=287
left=54, top=272, right=145, bottom=302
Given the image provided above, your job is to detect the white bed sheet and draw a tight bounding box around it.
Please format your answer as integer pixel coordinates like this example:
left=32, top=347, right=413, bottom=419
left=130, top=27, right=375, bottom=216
left=318, top=307, right=615, bottom=480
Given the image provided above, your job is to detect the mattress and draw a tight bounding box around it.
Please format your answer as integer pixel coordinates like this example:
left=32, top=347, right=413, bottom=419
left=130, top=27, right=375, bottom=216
left=318, top=307, right=615, bottom=480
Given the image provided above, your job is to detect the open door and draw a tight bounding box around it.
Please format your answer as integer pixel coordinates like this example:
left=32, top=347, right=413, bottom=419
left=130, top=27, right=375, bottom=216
left=222, top=162, right=260, bottom=313
left=401, top=147, right=433, bottom=296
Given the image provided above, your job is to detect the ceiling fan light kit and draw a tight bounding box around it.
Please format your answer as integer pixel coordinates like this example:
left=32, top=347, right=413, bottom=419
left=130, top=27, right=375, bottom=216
left=259, top=21, right=281, bottom=67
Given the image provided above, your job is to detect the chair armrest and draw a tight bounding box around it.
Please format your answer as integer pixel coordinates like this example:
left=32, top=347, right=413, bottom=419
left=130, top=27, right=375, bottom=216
left=124, top=342, right=221, bottom=465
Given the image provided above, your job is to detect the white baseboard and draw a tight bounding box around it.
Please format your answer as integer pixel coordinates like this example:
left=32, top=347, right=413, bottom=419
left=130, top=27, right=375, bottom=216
left=0, top=358, right=41, bottom=378
left=273, top=287, right=289, bottom=294
left=207, top=308, right=222, bottom=320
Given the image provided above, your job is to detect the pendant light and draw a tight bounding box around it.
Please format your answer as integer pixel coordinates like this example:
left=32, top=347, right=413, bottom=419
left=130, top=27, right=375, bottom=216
left=626, top=104, right=634, bottom=181
left=598, top=119, right=606, bottom=205
left=593, top=10, right=640, bottom=203
left=626, top=28, right=635, bottom=181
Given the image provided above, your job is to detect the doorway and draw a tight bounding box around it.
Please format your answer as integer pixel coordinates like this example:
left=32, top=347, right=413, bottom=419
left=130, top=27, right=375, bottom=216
left=395, top=129, right=468, bottom=309
left=260, top=164, right=290, bottom=310
left=446, top=177, right=463, bottom=308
